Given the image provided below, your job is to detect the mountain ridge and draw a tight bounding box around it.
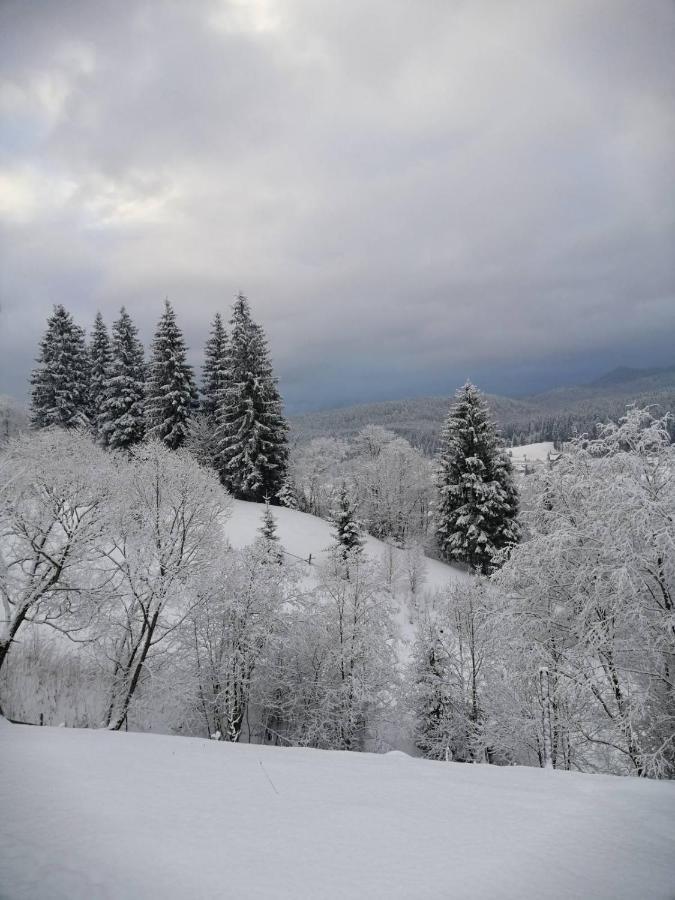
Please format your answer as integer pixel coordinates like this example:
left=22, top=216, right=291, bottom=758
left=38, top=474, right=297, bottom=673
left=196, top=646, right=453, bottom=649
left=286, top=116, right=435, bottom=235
left=289, top=364, right=675, bottom=450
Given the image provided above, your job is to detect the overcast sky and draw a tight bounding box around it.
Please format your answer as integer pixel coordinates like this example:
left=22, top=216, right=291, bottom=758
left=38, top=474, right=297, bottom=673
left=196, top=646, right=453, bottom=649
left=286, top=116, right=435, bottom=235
left=1, top=0, right=674, bottom=412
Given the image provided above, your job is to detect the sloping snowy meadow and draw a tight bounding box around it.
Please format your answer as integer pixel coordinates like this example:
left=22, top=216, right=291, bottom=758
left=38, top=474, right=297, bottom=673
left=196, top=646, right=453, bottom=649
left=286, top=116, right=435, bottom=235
left=1, top=718, right=674, bottom=899
left=224, top=498, right=467, bottom=593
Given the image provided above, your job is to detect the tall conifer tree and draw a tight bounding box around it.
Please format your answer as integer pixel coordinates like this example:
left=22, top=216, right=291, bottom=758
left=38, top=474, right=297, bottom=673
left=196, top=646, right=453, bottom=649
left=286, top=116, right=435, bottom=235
left=30, top=304, right=90, bottom=429
left=435, top=381, right=519, bottom=574
left=100, top=307, right=146, bottom=450
left=201, top=312, right=228, bottom=419
left=215, top=294, right=289, bottom=501
left=145, top=300, right=197, bottom=449
left=332, top=483, right=365, bottom=558
left=88, top=311, right=112, bottom=440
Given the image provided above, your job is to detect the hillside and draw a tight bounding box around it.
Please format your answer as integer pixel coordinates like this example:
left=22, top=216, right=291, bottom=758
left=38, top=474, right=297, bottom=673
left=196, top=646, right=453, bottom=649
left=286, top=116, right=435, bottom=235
left=225, top=499, right=467, bottom=593
left=289, top=364, right=675, bottom=451
left=2, top=719, right=674, bottom=899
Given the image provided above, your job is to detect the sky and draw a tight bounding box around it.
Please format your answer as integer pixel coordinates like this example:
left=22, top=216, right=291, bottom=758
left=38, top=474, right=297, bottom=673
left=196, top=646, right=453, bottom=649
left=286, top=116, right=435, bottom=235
left=1, top=0, right=674, bottom=413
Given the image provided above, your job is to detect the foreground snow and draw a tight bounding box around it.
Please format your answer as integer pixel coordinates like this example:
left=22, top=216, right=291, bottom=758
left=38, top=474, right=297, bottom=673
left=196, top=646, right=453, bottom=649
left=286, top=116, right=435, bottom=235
left=225, top=499, right=468, bottom=592
left=2, top=721, right=674, bottom=900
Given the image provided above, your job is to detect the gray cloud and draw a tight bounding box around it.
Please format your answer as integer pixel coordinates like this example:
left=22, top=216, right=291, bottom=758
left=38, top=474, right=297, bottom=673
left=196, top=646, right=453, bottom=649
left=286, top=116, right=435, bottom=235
left=1, top=0, right=674, bottom=411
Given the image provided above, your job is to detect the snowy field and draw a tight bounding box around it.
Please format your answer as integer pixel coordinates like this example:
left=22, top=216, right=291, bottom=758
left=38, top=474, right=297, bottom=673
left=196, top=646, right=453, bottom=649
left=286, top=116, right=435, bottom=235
left=507, top=441, right=556, bottom=462
left=225, top=499, right=468, bottom=592
left=2, top=719, right=674, bottom=900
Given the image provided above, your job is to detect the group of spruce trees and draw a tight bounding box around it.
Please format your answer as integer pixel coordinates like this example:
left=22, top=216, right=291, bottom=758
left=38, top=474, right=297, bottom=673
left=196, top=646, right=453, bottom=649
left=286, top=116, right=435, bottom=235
left=30, top=295, right=289, bottom=502
left=30, top=296, right=519, bottom=570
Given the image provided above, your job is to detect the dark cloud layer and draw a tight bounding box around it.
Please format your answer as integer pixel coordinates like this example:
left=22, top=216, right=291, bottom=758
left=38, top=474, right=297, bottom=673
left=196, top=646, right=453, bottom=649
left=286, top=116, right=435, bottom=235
left=1, top=0, right=674, bottom=411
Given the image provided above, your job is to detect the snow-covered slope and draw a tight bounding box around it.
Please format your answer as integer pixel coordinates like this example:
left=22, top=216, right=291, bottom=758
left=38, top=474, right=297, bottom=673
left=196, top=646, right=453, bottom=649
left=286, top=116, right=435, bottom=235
left=2, top=719, right=674, bottom=899
left=507, top=441, right=555, bottom=462
left=225, top=499, right=468, bottom=592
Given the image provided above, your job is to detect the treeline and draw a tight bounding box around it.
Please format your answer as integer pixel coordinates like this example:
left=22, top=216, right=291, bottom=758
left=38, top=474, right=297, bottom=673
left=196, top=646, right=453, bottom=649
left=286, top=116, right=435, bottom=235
left=502, top=409, right=675, bottom=447
left=1, top=408, right=672, bottom=776
left=0, top=380, right=520, bottom=741
left=6, top=302, right=673, bottom=778
left=29, top=296, right=290, bottom=502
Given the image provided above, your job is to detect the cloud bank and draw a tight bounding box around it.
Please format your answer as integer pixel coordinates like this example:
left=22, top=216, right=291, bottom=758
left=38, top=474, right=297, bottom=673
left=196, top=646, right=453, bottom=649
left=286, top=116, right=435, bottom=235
left=1, top=0, right=674, bottom=410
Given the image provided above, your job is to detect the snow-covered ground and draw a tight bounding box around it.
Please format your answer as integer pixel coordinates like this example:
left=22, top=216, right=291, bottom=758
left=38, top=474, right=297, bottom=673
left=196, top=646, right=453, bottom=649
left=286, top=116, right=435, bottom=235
left=225, top=499, right=468, bottom=592
left=507, top=441, right=556, bottom=462
left=2, top=719, right=674, bottom=900
left=225, top=500, right=469, bottom=658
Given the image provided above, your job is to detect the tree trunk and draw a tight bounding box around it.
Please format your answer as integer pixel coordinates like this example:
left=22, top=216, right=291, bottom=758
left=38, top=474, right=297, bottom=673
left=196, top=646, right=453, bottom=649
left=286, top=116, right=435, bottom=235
left=539, top=666, right=554, bottom=770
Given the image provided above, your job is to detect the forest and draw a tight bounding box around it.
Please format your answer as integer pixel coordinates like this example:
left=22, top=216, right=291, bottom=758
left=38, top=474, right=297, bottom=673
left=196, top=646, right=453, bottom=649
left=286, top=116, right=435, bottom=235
left=1, top=299, right=673, bottom=780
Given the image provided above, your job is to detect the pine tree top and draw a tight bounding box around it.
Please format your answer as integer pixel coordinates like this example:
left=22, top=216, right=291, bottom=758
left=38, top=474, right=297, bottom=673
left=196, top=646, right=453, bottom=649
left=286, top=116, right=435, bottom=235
left=145, top=300, right=198, bottom=449
left=89, top=312, right=112, bottom=369
left=201, top=311, right=229, bottom=418
left=100, top=307, right=146, bottom=449
left=31, top=304, right=90, bottom=429
left=91, top=311, right=108, bottom=338
left=108, top=307, right=145, bottom=372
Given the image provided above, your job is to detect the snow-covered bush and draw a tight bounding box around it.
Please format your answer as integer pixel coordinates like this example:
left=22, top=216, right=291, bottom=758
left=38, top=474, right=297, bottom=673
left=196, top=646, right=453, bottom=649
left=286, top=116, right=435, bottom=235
left=492, top=407, right=675, bottom=776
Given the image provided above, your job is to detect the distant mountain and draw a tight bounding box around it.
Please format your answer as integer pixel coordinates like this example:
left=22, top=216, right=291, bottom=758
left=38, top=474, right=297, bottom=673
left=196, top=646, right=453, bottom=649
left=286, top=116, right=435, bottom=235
left=588, top=364, right=675, bottom=388
left=289, top=364, right=675, bottom=452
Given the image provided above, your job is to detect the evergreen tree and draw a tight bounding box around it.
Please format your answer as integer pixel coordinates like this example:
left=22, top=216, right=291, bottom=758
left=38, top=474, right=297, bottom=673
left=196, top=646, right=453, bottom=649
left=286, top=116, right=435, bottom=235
left=258, top=499, right=283, bottom=562
left=277, top=478, right=299, bottom=510
left=88, top=312, right=112, bottom=440
left=100, top=307, right=146, bottom=450
left=332, top=483, right=365, bottom=558
left=259, top=499, right=280, bottom=543
left=215, top=294, right=289, bottom=501
left=145, top=300, right=198, bottom=450
left=201, top=312, right=229, bottom=419
left=436, top=381, right=519, bottom=574
left=30, top=304, right=90, bottom=429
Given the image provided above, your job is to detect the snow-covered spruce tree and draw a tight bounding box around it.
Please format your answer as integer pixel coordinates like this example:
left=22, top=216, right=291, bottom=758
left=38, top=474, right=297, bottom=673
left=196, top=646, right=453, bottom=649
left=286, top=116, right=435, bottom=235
left=100, top=307, right=146, bottom=450
left=190, top=312, right=229, bottom=469
left=30, top=304, right=90, bottom=429
left=258, top=500, right=283, bottom=562
left=259, top=500, right=279, bottom=543
left=88, top=312, right=111, bottom=441
left=201, top=312, right=229, bottom=419
left=215, top=294, right=289, bottom=501
left=332, top=483, right=365, bottom=559
left=436, top=382, right=519, bottom=573
left=145, top=300, right=198, bottom=450
left=276, top=478, right=299, bottom=510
